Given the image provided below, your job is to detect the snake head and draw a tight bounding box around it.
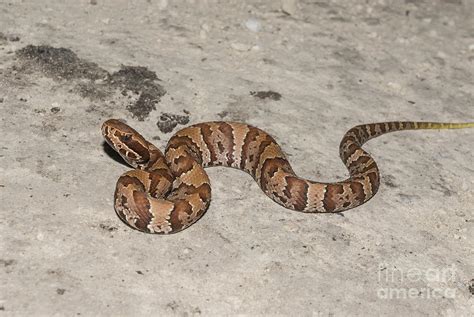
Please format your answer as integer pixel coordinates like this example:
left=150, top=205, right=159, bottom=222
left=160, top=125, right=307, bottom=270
left=102, top=119, right=151, bottom=168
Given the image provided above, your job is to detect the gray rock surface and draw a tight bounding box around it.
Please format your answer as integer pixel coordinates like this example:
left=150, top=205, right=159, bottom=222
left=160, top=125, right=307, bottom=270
left=1, top=0, right=473, bottom=315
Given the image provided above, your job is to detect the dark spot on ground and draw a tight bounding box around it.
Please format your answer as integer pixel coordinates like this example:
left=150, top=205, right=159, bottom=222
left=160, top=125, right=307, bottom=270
left=16, top=45, right=108, bottom=80
left=15, top=45, right=166, bottom=121
left=111, top=65, right=159, bottom=92
left=382, top=175, right=398, bottom=188
left=217, top=110, right=228, bottom=118
left=0, top=259, right=16, bottom=267
left=0, top=32, right=20, bottom=43
left=56, top=288, right=66, bottom=295
left=50, top=107, right=60, bottom=114
left=99, top=223, right=118, bottom=232
left=333, top=47, right=365, bottom=64
left=8, top=35, right=20, bottom=42
left=397, top=193, right=419, bottom=203
left=262, top=57, right=277, bottom=65
left=363, top=17, right=380, bottom=25
left=110, top=66, right=166, bottom=120
left=431, top=180, right=455, bottom=197
left=166, top=301, right=179, bottom=312
left=47, top=269, right=63, bottom=276
left=250, top=90, right=282, bottom=101
left=126, top=91, right=157, bottom=121
left=469, top=279, right=474, bottom=295
left=76, top=82, right=110, bottom=100
left=156, top=112, right=190, bottom=133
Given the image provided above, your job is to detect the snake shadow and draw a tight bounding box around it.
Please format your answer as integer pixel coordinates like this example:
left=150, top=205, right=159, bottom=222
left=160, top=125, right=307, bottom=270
left=101, top=141, right=129, bottom=168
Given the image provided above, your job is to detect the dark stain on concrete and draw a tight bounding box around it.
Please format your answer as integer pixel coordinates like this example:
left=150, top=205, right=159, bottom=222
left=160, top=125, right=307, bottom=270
left=250, top=90, right=282, bottom=101
left=111, top=66, right=166, bottom=120
left=16, top=45, right=108, bottom=80
left=0, top=32, right=20, bottom=43
left=382, top=175, right=398, bottom=188
left=156, top=112, right=190, bottom=133
left=99, top=223, right=118, bottom=232
left=0, top=259, right=16, bottom=267
left=15, top=45, right=166, bottom=121
left=469, top=279, right=474, bottom=295
left=50, top=107, right=61, bottom=114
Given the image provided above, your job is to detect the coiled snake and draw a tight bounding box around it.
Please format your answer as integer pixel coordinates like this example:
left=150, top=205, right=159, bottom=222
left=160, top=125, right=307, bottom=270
left=102, top=119, right=473, bottom=234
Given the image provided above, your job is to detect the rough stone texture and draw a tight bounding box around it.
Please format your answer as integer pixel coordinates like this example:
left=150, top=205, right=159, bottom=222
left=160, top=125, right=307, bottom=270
left=1, top=0, right=473, bottom=316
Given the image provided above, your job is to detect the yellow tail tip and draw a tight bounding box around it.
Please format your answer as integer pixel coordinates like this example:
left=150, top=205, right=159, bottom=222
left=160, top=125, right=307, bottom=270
left=414, top=122, right=474, bottom=130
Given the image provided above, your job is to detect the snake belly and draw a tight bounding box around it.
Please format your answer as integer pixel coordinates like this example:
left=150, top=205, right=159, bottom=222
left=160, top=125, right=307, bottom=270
left=102, top=119, right=474, bottom=234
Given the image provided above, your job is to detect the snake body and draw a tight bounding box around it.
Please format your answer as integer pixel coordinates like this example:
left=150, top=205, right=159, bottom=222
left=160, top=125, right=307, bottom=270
left=102, top=119, right=474, bottom=234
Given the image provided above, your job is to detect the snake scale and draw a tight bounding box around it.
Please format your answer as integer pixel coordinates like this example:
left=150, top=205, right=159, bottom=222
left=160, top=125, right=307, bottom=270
left=102, top=119, right=474, bottom=234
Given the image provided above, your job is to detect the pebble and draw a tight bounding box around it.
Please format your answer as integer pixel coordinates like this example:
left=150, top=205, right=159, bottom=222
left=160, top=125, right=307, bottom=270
left=245, top=19, right=261, bottom=32
left=201, top=23, right=210, bottom=32
left=200, top=23, right=210, bottom=39
left=37, top=232, right=45, bottom=241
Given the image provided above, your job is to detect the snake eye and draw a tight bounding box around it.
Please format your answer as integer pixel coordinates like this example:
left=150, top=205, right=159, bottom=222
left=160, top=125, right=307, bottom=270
left=121, top=134, right=132, bottom=142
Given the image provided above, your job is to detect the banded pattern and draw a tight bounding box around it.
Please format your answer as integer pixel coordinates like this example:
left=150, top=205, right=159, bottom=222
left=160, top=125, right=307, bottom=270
left=102, top=119, right=474, bottom=234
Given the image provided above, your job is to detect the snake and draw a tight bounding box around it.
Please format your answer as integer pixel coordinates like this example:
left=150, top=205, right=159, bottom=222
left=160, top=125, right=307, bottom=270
left=102, top=119, right=474, bottom=234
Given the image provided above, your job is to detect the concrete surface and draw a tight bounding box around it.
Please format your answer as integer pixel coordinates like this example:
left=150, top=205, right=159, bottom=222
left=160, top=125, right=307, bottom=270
left=1, top=0, right=473, bottom=316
